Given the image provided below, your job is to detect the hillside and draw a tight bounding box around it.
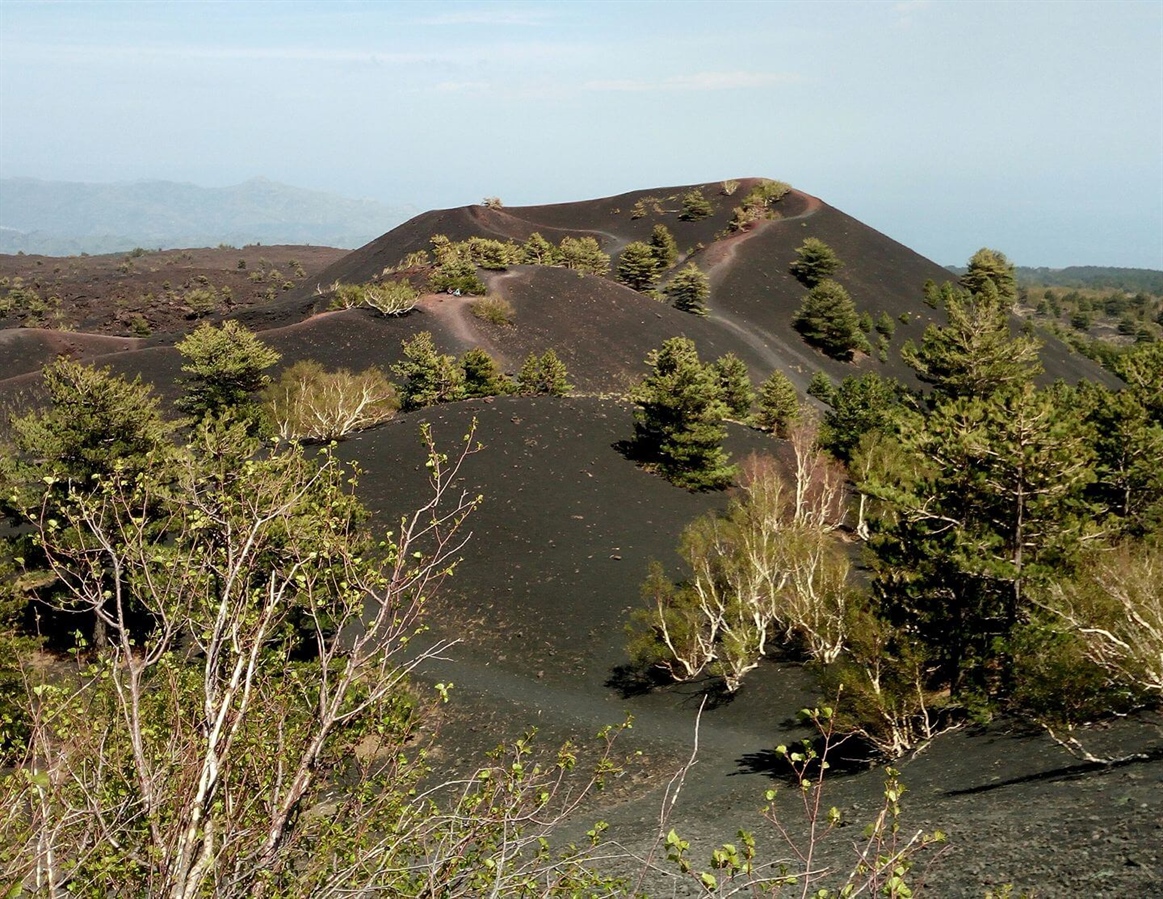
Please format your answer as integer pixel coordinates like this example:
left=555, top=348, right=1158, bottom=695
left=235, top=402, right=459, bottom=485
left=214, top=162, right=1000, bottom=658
left=0, top=180, right=1156, bottom=896
left=0, top=177, right=416, bottom=255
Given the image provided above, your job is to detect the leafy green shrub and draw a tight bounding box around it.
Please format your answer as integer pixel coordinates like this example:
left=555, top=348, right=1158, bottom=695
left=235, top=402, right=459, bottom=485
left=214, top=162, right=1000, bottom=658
left=875, top=311, right=896, bottom=338
left=630, top=195, right=664, bottom=219
left=678, top=189, right=712, bottom=221
left=470, top=296, right=515, bottom=326
left=128, top=313, right=151, bottom=337
left=264, top=360, right=398, bottom=442
left=184, top=287, right=220, bottom=316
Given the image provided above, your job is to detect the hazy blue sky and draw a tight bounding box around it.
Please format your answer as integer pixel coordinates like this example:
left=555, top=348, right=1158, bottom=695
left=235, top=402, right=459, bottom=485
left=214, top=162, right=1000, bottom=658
left=2, top=0, right=1160, bottom=267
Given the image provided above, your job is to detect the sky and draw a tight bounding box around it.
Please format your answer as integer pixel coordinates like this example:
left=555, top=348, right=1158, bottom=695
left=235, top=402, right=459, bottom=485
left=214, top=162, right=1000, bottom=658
left=1, top=0, right=1161, bottom=268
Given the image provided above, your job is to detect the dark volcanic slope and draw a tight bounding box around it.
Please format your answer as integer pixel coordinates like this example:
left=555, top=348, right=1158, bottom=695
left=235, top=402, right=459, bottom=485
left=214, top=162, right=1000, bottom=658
left=2, top=178, right=1119, bottom=396
left=338, top=398, right=1163, bottom=899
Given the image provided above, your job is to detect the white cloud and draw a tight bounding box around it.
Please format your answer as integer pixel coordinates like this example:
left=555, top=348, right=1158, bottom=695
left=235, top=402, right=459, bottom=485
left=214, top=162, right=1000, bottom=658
left=584, top=71, right=801, bottom=93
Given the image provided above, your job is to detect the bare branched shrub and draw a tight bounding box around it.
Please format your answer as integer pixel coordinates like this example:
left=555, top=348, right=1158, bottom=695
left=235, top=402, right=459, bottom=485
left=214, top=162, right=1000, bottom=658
left=822, top=611, right=958, bottom=760
left=720, top=179, right=740, bottom=196
left=628, top=453, right=855, bottom=690
left=481, top=196, right=504, bottom=209
left=1041, top=542, right=1163, bottom=695
left=265, top=360, right=399, bottom=442
left=326, top=280, right=418, bottom=316
left=363, top=279, right=419, bottom=315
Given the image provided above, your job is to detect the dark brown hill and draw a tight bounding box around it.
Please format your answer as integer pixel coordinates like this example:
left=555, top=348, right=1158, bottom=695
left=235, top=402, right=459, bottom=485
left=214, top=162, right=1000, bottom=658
left=2, top=179, right=1119, bottom=397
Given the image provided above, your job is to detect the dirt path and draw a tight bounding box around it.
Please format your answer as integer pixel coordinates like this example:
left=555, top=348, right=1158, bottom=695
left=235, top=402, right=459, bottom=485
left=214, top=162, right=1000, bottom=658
left=417, top=290, right=497, bottom=355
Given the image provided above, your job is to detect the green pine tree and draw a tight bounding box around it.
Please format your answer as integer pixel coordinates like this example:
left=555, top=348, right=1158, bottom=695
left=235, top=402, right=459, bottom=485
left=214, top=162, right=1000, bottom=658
left=630, top=337, right=735, bottom=490
left=755, top=370, right=801, bottom=437
left=711, top=353, right=754, bottom=419
left=392, top=331, right=466, bottom=410
left=665, top=263, right=710, bottom=315
left=521, top=232, right=560, bottom=266
left=793, top=280, right=868, bottom=360
left=649, top=224, right=679, bottom=269
left=175, top=320, right=281, bottom=423
left=678, top=189, right=713, bottom=221
left=789, top=238, right=842, bottom=287
left=617, top=242, right=663, bottom=292
left=516, top=350, right=572, bottom=396
left=960, top=247, right=1017, bottom=306
left=902, top=279, right=1042, bottom=399
left=461, top=348, right=515, bottom=398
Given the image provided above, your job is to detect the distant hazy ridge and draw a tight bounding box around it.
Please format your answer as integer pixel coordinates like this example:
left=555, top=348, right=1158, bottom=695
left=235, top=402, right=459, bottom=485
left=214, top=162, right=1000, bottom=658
left=0, top=177, right=416, bottom=255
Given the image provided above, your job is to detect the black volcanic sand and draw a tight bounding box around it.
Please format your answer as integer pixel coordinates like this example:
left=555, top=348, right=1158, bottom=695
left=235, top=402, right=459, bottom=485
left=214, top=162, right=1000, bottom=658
left=340, top=398, right=1162, bottom=899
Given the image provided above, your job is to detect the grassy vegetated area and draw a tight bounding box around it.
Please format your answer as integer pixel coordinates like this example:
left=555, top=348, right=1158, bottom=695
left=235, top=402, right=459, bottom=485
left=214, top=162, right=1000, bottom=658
left=624, top=251, right=1163, bottom=765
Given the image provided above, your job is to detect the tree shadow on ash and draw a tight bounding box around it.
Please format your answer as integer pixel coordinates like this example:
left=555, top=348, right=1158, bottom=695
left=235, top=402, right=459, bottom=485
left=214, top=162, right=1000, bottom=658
left=945, top=744, right=1163, bottom=796
left=733, top=733, right=876, bottom=783
left=606, top=662, right=739, bottom=710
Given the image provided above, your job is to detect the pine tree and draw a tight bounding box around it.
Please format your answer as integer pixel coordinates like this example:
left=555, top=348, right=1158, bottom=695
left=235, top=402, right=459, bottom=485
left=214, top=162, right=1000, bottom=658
left=818, top=372, right=908, bottom=462
left=617, top=242, right=662, bottom=292
left=960, top=247, right=1017, bottom=306
left=461, top=348, right=515, bottom=398
left=902, top=280, right=1042, bottom=399
left=649, top=224, right=679, bottom=269
left=521, top=232, right=559, bottom=266
left=630, top=337, right=735, bottom=490
left=175, top=320, right=281, bottom=423
left=755, top=370, right=801, bottom=436
left=868, top=383, right=1097, bottom=695
left=557, top=236, right=610, bottom=275
left=711, top=353, right=754, bottom=419
left=789, top=238, right=842, bottom=287
left=792, top=280, right=868, bottom=360
left=516, top=350, right=572, bottom=396
left=392, top=331, right=466, bottom=410
left=678, top=189, right=713, bottom=221
left=665, top=263, right=710, bottom=315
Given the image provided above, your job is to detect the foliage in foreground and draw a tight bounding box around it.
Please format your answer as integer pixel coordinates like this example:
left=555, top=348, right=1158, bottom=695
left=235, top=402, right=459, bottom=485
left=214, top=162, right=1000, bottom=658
left=0, top=414, right=634, bottom=897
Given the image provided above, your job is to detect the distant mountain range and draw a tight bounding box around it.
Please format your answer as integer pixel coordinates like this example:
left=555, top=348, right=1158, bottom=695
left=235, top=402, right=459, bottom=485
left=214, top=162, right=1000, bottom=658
left=0, top=177, right=416, bottom=255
